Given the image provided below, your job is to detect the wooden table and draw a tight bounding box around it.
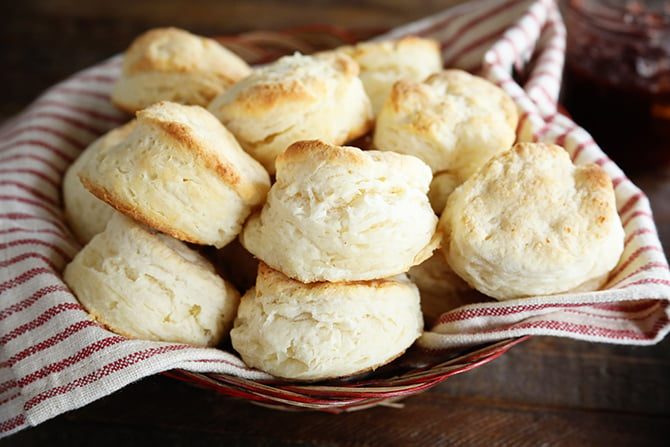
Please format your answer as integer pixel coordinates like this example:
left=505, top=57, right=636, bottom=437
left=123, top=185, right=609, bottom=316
left=2, top=1, right=669, bottom=445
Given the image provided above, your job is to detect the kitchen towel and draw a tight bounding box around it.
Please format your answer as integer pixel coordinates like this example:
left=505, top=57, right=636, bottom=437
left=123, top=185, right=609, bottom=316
left=2, top=0, right=669, bottom=437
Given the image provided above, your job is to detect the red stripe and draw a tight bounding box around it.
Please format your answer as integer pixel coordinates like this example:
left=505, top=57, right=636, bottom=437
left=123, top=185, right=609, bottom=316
left=618, top=192, right=645, bottom=217
left=498, top=318, right=664, bottom=340
left=564, top=301, right=662, bottom=322
left=0, top=168, right=60, bottom=190
left=535, top=111, right=560, bottom=139
left=18, top=336, right=127, bottom=388
left=2, top=320, right=96, bottom=368
left=74, top=73, right=117, bottom=84
left=50, top=85, right=110, bottom=101
left=0, top=213, right=67, bottom=231
left=527, top=82, right=559, bottom=107
left=499, top=35, right=522, bottom=68
left=436, top=300, right=589, bottom=325
left=553, top=122, right=579, bottom=147
left=0, top=392, right=20, bottom=407
left=0, top=285, right=71, bottom=321
left=616, top=276, right=670, bottom=289
left=0, top=153, right=63, bottom=175
left=534, top=48, right=564, bottom=68
left=0, top=227, right=77, bottom=248
left=0, top=267, right=58, bottom=295
left=0, top=125, right=87, bottom=150
left=0, top=302, right=84, bottom=345
left=0, top=180, right=60, bottom=207
left=440, top=0, right=528, bottom=52
left=19, top=111, right=109, bottom=136
left=0, top=195, right=63, bottom=220
left=0, top=239, right=76, bottom=260
left=593, top=156, right=613, bottom=167
left=0, top=378, right=17, bottom=395
left=0, top=238, right=75, bottom=260
left=35, top=99, right=126, bottom=124
left=23, top=344, right=193, bottom=412
left=570, top=138, right=597, bottom=162
left=622, top=210, right=654, bottom=228
left=0, top=414, right=25, bottom=435
left=0, top=253, right=61, bottom=272
left=0, top=139, right=76, bottom=164
left=527, top=67, right=562, bottom=87
left=612, top=176, right=628, bottom=188
left=609, top=260, right=669, bottom=288
left=444, top=24, right=507, bottom=67
left=591, top=300, right=660, bottom=312
left=414, top=5, right=468, bottom=39
left=624, top=227, right=657, bottom=246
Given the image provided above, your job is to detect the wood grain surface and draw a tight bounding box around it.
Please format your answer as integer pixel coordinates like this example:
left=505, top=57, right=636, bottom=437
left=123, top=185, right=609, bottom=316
left=1, top=1, right=669, bottom=446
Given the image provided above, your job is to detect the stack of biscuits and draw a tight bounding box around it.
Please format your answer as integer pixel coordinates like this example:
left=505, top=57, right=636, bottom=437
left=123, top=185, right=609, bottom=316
left=62, top=26, right=625, bottom=381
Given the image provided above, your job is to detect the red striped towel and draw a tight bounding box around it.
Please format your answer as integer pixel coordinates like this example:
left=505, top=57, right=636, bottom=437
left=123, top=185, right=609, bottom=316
left=1, top=0, right=669, bottom=437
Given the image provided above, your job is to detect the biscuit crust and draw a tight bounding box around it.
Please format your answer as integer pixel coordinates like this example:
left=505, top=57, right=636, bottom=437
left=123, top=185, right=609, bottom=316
left=208, top=52, right=373, bottom=174
left=111, top=27, right=252, bottom=112
left=240, top=140, right=439, bottom=282
left=439, top=142, right=625, bottom=300
left=230, top=263, right=423, bottom=381
left=63, top=213, right=241, bottom=347
left=335, top=36, right=443, bottom=116
left=80, top=101, right=270, bottom=248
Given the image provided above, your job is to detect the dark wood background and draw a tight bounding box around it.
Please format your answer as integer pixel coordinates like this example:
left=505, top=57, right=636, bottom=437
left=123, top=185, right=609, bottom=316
left=2, top=1, right=669, bottom=445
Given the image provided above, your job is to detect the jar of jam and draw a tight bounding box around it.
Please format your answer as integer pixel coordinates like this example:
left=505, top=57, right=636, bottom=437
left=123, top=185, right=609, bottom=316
left=561, top=0, right=670, bottom=174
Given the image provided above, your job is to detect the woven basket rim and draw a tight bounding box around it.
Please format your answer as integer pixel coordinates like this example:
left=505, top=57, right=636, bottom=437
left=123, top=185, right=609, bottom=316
left=164, top=337, right=529, bottom=411
left=155, top=27, right=533, bottom=412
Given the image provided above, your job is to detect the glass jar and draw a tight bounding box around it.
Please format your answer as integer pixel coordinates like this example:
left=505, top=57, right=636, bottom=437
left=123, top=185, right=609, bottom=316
left=561, top=0, right=670, bottom=174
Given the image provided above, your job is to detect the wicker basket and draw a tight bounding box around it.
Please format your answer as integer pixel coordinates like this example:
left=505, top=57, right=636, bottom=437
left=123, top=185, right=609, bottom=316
left=146, top=25, right=531, bottom=413
left=163, top=337, right=528, bottom=412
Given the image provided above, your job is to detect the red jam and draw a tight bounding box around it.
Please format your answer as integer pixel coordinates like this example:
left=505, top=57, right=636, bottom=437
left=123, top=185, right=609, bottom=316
left=561, top=0, right=670, bottom=173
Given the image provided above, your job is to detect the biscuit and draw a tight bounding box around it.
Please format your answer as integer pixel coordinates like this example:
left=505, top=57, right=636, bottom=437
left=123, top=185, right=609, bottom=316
left=63, top=212, right=241, bottom=347
left=79, top=101, right=271, bottom=249
left=240, top=140, right=439, bottom=282
left=438, top=142, right=625, bottom=300
left=335, top=36, right=443, bottom=116
left=230, top=262, right=423, bottom=381
left=111, top=27, right=252, bottom=113
left=407, top=252, right=490, bottom=326
left=373, top=69, right=518, bottom=212
left=207, top=52, right=373, bottom=174
left=63, top=120, right=136, bottom=244
left=427, top=170, right=460, bottom=215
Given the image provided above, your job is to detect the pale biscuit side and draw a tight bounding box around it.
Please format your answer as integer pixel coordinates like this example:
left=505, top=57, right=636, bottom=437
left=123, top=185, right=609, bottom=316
left=63, top=212, right=241, bottom=347
left=63, top=120, right=136, bottom=244
left=230, top=262, right=423, bottom=381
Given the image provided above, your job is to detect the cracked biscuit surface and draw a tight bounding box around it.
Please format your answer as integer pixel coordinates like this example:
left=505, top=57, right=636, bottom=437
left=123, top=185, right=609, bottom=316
left=63, top=212, right=241, bottom=347
left=230, top=262, right=423, bottom=381
left=333, top=36, right=443, bottom=117
left=373, top=69, right=518, bottom=212
left=111, top=27, right=252, bottom=113
left=79, top=101, right=271, bottom=249
left=438, top=142, right=625, bottom=300
left=207, top=52, right=373, bottom=174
